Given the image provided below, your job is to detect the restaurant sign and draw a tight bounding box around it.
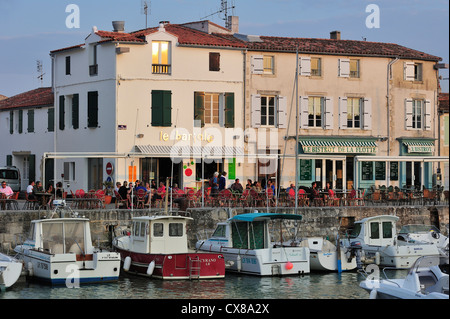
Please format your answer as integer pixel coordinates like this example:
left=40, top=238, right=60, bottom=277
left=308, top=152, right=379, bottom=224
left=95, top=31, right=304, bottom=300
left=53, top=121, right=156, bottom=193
left=301, top=143, right=377, bottom=154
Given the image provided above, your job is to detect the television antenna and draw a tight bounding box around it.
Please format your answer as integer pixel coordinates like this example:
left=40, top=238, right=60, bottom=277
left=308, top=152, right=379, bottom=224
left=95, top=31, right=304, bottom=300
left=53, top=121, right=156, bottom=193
left=141, top=0, right=150, bottom=28
left=201, top=0, right=236, bottom=29
left=36, top=60, right=45, bottom=87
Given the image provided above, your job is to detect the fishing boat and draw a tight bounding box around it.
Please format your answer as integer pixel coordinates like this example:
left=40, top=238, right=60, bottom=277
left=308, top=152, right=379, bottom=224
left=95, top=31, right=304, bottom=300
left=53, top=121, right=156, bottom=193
left=195, top=212, right=310, bottom=276
left=112, top=215, right=225, bottom=280
left=14, top=216, right=121, bottom=285
left=0, top=252, right=23, bottom=291
left=360, top=256, right=449, bottom=299
left=342, top=215, right=441, bottom=269
left=300, top=237, right=357, bottom=272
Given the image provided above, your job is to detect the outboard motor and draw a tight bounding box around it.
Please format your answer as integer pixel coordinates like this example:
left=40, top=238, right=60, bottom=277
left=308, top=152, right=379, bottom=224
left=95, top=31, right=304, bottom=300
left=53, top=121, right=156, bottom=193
left=350, top=241, right=363, bottom=269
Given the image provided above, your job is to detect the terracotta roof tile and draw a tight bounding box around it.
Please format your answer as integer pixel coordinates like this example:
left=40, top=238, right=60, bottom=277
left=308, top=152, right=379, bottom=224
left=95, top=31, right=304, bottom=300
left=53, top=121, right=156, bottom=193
left=0, top=87, right=53, bottom=110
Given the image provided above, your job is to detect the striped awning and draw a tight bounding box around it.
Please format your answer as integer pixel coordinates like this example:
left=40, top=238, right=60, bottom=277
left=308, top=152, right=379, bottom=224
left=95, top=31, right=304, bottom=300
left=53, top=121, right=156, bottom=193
left=135, top=145, right=244, bottom=158
left=403, top=141, right=435, bottom=153
left=300, top=140, right=377, bottom=154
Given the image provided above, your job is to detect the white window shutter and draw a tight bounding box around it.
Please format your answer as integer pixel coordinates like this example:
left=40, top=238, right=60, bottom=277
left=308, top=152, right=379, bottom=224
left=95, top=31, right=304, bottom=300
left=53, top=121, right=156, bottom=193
left=251, top=55, right=264, bottom=74
left=404, top=62, right=415, bottom=81
left=424, top=99, right=431, bottom=130
left=338, top=59, right=350, bottom=77
left=251, top=94, right=261, bottom=128
left=299, top=57, right=311, bottom=76
left=405, top=99, right=413, bottom=130
left=339, top=97, right=348, bottom=129
left=277, top=96, right=287, bottom=128
left=300, top=96, right=309, bottom=129
left=324, top=96, right=333, bottom=129
left=363, top=97, right=372, bottom=130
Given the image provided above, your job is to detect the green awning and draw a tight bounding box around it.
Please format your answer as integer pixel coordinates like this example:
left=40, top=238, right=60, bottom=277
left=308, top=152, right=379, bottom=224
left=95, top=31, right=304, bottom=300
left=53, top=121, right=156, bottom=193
left=299, top=139, right=377, bottom=154
left=300, top=140, right=377, bottom=147
left=403, top=141, right=435, bottom=153
left=403, top=141, right=434, bottom=147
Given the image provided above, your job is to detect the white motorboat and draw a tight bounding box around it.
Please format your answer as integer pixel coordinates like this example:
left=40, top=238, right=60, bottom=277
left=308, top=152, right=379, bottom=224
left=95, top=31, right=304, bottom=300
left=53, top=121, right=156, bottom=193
left=342, top=215, right=441, bottom=269
left=398, top=224, right=449, bottom=263
left=360, top=256, right=449, bottom=299
left=0, top=253, right=23, bottom=291
left=300, top=237, right=357, bottom=272
left=196, top=212, right=310, bottom=276
left=14, top=215, right=121, bottom=285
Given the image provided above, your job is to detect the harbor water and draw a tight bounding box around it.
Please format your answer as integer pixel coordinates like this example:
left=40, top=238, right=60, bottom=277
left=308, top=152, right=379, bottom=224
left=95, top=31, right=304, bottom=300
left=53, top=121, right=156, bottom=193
left=1, top=269, right=408, bottom=300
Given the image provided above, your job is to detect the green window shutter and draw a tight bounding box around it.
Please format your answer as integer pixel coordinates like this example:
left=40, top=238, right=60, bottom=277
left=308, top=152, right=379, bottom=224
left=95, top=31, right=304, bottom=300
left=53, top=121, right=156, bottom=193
left=194, top=92, right=205, bottom=127
left=27, top=109, right=34, bottom=133
left=9, top=111, right=13, bottom=134
left=72, top=94, right=79, bottom=129
left=59, top=95, right=65, bottom=130
left=224, top=92, right=235, bottom=128
left=47, top=108, right=54, bottom=132
left=151, top=90, right=172, bottom=127
left=6, top=155, right=12, bottom=166
left=88, top=91, right=98, bottom=128
left=18, top=110, right=23, bottom=134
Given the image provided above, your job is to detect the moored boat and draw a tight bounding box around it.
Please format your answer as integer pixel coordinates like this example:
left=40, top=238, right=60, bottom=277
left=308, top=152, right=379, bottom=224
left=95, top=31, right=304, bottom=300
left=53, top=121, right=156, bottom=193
left=14, top=216, right=121, bottom=285
left=196, top=212, right=310, bottom=276
left=0, top=252, right=23, bottom=291
left=113, top=215, right=225, bottom=280
left=359, top=256, right=449, bottom=299
left=342, top=215, right=441, bottom=269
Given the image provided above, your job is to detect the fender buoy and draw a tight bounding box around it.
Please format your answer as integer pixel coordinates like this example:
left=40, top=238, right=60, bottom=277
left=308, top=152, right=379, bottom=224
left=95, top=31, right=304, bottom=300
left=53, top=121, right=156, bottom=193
left=147, top=260, right=155, bottom=275
left=285, top=261, right=294, bottom=270
left=27, top=262, right=34, bottom=277
left=123, top=256, right=131, bottom=271
left=236, top=255, right=242, bottom=272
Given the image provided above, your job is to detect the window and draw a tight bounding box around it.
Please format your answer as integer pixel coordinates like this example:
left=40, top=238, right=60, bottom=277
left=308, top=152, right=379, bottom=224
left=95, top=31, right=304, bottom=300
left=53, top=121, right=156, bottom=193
left=169, top=223, right=183, bottom=237
left=89, top=45, right=98, bottom=76
left=63, top=162, right=75, bottom=181
left=311, top=57, right=321, bottom=76
left=404, top=62, right=423, bottom=81
left=212, top=225, right=226, bottom=237
left=152, top=41, right=171, bottom=74
left=87, top=91, right=98, bottom=128
left=338, top=97, right=372, bottom=130
left=151, top=90, right=172, bottom=127
left=308, top=97, right=323, bottom=127
left=194, top=92, right=234, bottom=128
left=251, top=55, right=275, bottom=75
left=347, top=97, right=361, bottom=128
left=65, top=56, right=71, bottom=75
left=350, top=59, right=360, bottom=78
left=261, top=95, right=275, bottom=126
left=27, top=109, right=34, bottom=133
left=153, top=223, right=164, bottom=237
left=300, top=96, right=333, bottom=129
left=370, top=222, right=380, bottom=239
left=405, top=98, right=431, bottom=130
left=209, top=52, right=220, bottom=71
left=263, top=56, right=274, bottom=74
left=382, top=222, right=393, bottom=239
left=47, top=108, right=54, bottom=132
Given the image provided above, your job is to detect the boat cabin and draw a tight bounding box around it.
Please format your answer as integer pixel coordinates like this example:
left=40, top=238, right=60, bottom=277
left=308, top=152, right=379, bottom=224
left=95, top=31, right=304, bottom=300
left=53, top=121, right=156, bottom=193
left=129, top=216, right=192, bottom=254
left=348, top=215, right=399, bottom=247
left=27, top=218, right=93, bottom=255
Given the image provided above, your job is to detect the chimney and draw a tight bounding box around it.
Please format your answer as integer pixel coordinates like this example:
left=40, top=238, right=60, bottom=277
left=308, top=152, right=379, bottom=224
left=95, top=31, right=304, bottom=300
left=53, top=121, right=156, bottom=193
left=228, top=16, right=239, bottom=34
left=330, top=31, right=341, bottom=40
left=158, top=21, right=170, bottom=32
left=112, top=21, right=125, bottom=33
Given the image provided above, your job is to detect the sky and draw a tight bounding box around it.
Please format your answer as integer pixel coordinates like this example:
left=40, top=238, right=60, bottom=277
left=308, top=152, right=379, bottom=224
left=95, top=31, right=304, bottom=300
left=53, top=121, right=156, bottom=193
left=0, top=0, right=448, bottom=97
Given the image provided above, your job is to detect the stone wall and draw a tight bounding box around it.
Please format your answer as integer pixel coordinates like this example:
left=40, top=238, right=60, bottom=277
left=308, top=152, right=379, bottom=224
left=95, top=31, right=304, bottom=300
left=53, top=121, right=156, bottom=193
left=0, top=205, right=448, bottom=253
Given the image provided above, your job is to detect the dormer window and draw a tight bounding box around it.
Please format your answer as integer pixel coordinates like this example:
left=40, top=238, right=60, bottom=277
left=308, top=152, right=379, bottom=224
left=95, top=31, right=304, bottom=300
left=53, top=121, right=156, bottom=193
left=89, top=44, right=98, bottom=76
left=152, top=41, right=171, bottom=74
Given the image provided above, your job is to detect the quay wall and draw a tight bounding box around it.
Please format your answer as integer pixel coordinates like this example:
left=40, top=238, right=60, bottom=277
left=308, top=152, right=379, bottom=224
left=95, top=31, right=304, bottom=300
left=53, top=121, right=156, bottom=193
left=0, top=205, right=448, bottom=252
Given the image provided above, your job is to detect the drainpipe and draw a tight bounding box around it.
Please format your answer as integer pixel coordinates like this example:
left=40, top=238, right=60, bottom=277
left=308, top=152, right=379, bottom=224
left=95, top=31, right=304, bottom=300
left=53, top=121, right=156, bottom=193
left=386, top=57, right=399, bottom=157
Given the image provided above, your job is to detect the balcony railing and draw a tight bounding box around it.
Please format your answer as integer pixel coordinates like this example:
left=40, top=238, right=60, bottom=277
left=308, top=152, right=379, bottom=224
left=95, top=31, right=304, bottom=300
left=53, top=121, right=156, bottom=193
left=89, top=64, right=98, bottom=76
left=152, top=64, right=171, bottom=75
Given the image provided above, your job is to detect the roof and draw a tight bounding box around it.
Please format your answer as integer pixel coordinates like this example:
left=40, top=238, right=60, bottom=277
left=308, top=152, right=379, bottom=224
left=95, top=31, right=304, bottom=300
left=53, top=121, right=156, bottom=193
left=216, top=34, right=441, bottom=61
left=50, top=21, right=441, bottom=62
left=0, top=87, right=53, bottom=111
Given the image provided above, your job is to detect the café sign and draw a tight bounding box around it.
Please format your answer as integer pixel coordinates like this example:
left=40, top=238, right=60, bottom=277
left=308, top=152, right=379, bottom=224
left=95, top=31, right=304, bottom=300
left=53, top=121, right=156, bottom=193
left=300, top=141, right=377, bottom=154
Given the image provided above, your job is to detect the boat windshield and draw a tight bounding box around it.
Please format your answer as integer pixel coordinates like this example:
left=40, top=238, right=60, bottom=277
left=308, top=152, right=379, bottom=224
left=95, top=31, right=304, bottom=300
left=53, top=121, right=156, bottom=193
left=212, top=225, right=226, bottom=238
left=399, top=224, right=440, bottom=234
left=408, top=256, right=442, bottom=275
left=348, top=223, right=362, bottom=238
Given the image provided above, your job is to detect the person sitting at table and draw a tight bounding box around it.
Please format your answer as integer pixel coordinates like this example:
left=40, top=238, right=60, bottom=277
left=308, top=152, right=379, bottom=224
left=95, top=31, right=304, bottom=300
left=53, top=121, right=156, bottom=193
left=252, top=181, right=262, bottom=193
left=310, top=182, right=322, bottom=206
left=32, top=181, right=46, bottom=207
left=134, top=180, right=146, bottom=193
left=286, top=183, right=296, bottom=196
left=27, top=181, right=35, bottom=200
left=118, top=181, right=131, bottom=208
left=245, top=179, right=253, bottom=190
left=230, top=179, right=243, bottom=193
left=55, top=182, right=63, bottom=198
left=0, top=181, right=14, bottom=198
